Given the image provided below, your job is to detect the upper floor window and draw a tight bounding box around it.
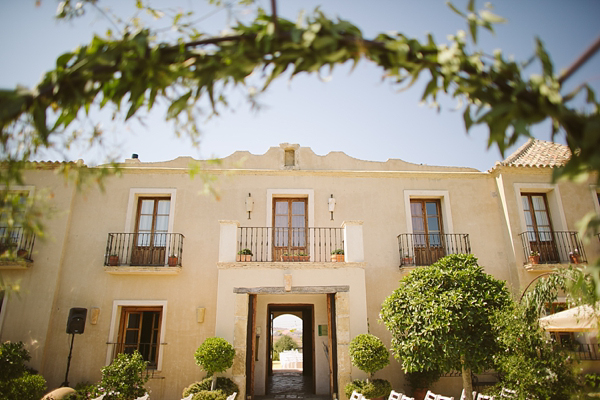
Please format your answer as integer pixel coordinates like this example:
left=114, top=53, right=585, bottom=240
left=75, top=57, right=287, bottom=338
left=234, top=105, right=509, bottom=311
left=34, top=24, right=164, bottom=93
left=132, top=197, right=170, bottom=265
left=521, top=193, right=559, bottom=263
left=410, top=199, right=445, bottom=265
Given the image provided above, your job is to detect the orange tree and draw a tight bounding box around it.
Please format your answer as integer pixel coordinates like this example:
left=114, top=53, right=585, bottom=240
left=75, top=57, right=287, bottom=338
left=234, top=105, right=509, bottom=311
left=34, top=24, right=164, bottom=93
left=380, top=254, right=512, bottom=400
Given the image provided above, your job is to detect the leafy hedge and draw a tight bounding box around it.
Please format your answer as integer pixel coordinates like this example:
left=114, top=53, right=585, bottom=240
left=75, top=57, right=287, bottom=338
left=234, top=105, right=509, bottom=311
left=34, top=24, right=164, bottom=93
left=344, top=379, right=391, bottom=399
left=183, top=377, right=238, bottom=399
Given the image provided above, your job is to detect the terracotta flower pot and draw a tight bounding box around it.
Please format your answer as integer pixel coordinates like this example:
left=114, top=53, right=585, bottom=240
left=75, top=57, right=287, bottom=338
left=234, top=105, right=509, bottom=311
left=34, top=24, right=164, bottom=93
left=168, top=256, right=178, bottom=266
left=331, top=254, right=344, bottom=262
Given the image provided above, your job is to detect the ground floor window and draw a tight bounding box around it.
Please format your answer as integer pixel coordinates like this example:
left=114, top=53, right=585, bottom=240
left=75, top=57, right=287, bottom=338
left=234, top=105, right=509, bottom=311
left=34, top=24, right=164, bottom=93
left=116, top=306, right=162, bottom=368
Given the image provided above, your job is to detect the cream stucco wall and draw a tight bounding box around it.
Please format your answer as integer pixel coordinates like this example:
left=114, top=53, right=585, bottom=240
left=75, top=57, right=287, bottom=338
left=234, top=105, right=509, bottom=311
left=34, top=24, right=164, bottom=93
left=2, top=145, right=599, bottom=400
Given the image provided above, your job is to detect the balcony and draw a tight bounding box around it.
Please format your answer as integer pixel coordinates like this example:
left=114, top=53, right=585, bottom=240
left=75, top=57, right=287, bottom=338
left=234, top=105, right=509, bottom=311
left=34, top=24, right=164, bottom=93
left=219, top=221, right=364, bottom=264
left=519, top=231, right=587, bottom=268
left=104, top=233, right=184, bottom=274
left=237, top=227, right=344, bottom=262
left=397, top=233, right=471, bottom=267
left=0, top=226, right=35, bottom=268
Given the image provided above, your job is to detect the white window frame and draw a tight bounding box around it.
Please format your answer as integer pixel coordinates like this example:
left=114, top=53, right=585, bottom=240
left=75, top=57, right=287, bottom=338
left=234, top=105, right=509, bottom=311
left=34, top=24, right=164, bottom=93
left=403, top=190, right=454, bottom=234
left=124, top=188, right=176, bottom=233
left=514, top=183, right=567, bottom=233
left=106, top=300, right=168, bottom=370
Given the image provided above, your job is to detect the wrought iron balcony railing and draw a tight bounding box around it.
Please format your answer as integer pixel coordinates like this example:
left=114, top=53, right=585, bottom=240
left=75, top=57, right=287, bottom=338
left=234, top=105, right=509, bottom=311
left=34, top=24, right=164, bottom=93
left=105, top=233, right=184, bottom=267
left=237, top=227, right=344, bottom=262
left=397, top=233, right=471, bottom=267
left=0, top=226, right=35, bottom=262
left=108, top=341, right=163, bottom=369
left=553, top=343, right=600, bottom=361
left=519, top=230, right=587, bottom=265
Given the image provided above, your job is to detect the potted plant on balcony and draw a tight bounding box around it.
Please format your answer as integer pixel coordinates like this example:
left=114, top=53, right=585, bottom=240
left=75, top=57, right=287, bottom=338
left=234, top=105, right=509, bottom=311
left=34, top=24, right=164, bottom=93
left=402, top=252, right=413, bottom=265
left=17, top=248, right=28, bottom=259
left=237, top=248, right=253, bottom=262
left=569, top=249, right=581, bottom=264
left=282, top=252, right=309, bottom=262
left=108, top=253, right=119, bottom=266
left=331, top=248, right=344, bottom=262
left=168, top=254, right=179, bottom=266
left=528, top=250, right=540, bottom=265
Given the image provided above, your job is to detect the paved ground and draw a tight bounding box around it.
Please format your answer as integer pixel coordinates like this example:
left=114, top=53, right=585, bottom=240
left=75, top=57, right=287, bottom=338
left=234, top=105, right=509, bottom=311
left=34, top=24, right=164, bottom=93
left=255, top=371, right=331, bottom=400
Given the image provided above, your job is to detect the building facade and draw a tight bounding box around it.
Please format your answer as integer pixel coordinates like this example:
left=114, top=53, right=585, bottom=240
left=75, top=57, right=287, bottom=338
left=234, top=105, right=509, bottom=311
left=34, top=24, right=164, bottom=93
left=1, top=141, right=599, bottom=399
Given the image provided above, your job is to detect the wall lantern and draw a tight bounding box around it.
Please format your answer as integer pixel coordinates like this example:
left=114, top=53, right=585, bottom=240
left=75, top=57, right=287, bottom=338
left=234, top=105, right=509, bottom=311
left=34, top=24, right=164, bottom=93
left=245, top=193, right=254, bottom=220
left=328, top=194, right=336, bottom=220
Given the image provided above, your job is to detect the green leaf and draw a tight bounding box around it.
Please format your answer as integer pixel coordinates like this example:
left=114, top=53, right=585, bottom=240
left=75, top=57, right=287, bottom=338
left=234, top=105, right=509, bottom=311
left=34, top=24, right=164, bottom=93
left=446, top=2, right=466, bottom=18
left=166, top=91, right=191, bottom=119
left=463, top=106, right=473, bottom=131
left=535, top=37, right=553, bottom=77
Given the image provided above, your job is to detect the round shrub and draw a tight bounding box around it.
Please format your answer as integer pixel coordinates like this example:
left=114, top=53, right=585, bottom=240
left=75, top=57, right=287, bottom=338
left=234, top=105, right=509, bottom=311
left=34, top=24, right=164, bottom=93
left=344, top=379, right=392, bottom=399
left=183, top=377, right=239, bottom=398
left=194, top=338, right=235, bottom=376
left=191, top=390, right=227, bottom=400
left=348, top=334, right=389, bottom=376
left=99, top=351, right=149, bottom=400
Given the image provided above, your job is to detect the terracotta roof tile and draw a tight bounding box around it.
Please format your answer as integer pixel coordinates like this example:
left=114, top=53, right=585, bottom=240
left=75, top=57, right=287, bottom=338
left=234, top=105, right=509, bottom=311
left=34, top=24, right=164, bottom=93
left=500, top=139, right=571, bottom=168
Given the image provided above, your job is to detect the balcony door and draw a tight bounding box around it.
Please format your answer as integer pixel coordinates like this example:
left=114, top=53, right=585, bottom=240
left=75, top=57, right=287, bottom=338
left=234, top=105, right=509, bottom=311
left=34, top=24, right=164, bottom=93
left=132, top=197, right=170, bottom=265
left=522, top=193, right=559, bottom=263
left=273, top=198, right=307, bottom=261
left=411, top=199, right=445, bottom=265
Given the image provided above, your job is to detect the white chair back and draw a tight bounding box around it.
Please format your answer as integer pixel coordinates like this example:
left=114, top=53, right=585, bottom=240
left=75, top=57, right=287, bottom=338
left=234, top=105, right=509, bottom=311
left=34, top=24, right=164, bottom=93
left=401, top=395, right=415, bottom=400
left=476, top=394, right=494, bottom=400
left=226, top=392, right=237, bottom=400
left=91, top=395, right=106, bottom=400
left=389, top=390, right=402, bottom=400
left=135, top=394, right=149, bottom=400
left=424, top=391, right=438, bottom=400
left=460, top=389, right=478, bottom=400
left=181, top=395, right=193, bottom=400
left=351, top=391, right=364, bottom=400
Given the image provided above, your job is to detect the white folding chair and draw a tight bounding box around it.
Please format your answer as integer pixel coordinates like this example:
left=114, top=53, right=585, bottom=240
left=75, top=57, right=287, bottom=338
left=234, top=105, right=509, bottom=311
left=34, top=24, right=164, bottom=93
left=135, top=394, right=149, bottom=400
left=389, top=390, right=402, bottom=400
left=476, top=394, right=494, bottom=400
left=424, top=391, right=438, bottom=400
left=351, top=391, right=365, bottom=400
left=500, top=389, right=516, bottom=399
left=181, top=395, right=193, bottom=400
left=91, top=395, right=106, bottom=400
left=460, top=389, right=478, bottom=400
left=226, top=392, right=237, bottom=400
left=401, top=395, right=415, bottom=400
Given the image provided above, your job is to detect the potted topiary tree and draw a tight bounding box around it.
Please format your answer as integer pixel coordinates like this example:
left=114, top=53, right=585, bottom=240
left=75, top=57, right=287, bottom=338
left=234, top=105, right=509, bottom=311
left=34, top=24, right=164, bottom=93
left=344, top=333, right=391, bottom=400
left=405, top=369, right=442, bottom=400
left=194, top=337, right=236, bottom=391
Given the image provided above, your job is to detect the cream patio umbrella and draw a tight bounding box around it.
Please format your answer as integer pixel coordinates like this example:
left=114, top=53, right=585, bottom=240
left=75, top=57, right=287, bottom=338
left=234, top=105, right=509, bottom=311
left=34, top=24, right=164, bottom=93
left=539, top=304, right=599, bottom=332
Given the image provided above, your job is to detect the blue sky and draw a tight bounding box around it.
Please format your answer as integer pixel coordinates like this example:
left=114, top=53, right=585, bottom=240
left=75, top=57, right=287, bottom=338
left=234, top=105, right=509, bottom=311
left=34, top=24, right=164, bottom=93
left=1, top=0, right=599, bottom=171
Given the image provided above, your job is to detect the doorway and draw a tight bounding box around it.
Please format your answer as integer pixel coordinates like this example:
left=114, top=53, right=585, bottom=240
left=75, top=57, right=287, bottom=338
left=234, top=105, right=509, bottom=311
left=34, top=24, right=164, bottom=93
left=267, top=305, right=315, bottom=395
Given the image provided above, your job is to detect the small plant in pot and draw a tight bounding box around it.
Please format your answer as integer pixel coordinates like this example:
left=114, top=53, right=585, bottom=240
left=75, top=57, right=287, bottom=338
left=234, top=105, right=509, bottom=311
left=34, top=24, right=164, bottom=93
left=405, top=369, right=441, bottom=400
left=344, top=333, right=391, bottom=400
left=569, top=249, right=581, bottom=264
left=236, top=248, right=253, bottom=262
left=528, top=250, right=540, bottom=265
left=108, top=253, right=119, bottom=266
left=402, top=252, right=413, bottom=265
left=331, top=248, right=344, bottom=262
left=168, top=254, right=179, bottom=266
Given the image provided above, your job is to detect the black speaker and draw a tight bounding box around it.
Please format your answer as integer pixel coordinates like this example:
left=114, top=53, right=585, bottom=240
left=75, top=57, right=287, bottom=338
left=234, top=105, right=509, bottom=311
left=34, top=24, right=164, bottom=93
left=66, top=308, right=87, bottom=334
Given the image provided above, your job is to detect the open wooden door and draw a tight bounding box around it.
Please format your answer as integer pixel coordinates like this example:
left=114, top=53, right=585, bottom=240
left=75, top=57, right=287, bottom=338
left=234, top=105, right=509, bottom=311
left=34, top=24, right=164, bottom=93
left=246, top=294, right=257, bottom=399
left=131, top=197, right=170, bottom=265
left=327, top=294, right=338, bottom=398
left=273, top=199, right=308, bottom=261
